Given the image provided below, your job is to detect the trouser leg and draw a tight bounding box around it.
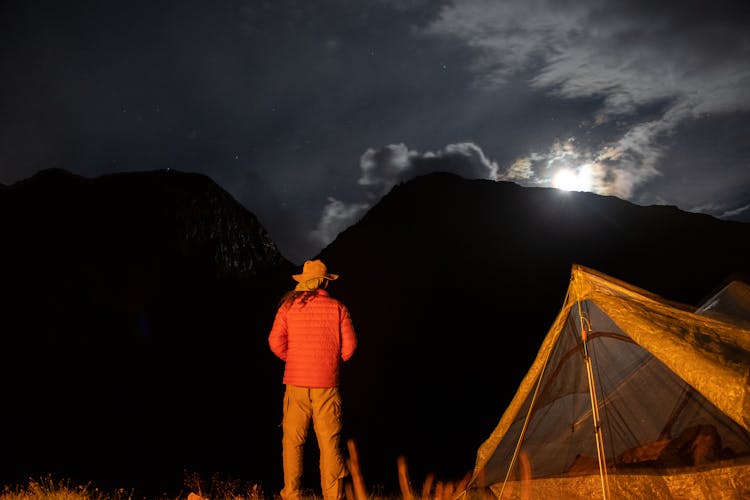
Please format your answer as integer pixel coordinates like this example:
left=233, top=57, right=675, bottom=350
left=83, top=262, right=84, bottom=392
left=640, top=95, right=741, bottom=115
left=281, top=385, right=312, bottom=500
left=311, top=387, right=347, bottom=500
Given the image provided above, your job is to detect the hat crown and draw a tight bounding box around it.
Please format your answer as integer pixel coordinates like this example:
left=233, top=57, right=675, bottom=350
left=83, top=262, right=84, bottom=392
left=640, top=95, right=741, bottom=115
left=303, top=260, right=327, bottom=275
left=292, top=259, right=339, bottom=282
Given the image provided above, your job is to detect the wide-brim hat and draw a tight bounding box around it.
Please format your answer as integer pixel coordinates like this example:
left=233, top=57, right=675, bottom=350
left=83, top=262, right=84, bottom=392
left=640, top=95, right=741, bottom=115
left=292, top=259, right=339, bottom=282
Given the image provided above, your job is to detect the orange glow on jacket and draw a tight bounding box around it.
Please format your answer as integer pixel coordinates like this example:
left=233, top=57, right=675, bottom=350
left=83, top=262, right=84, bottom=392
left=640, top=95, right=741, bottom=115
left=268, top=289, right=357, bottom=388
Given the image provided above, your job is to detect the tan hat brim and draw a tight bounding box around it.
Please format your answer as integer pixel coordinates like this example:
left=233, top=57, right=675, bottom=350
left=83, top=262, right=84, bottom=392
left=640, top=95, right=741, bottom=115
left=292, top=272, right=339, bottom=282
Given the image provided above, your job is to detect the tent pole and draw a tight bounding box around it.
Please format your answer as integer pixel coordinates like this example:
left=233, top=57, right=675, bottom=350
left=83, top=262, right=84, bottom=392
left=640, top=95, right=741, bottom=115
left=584, top=347, right=611, bottom=500
left=496, top=351, right=550, bottom=499
left=495, top=291, right=582, bottom=499
left=496, top=286, right=579, bottom=499
left=577, top=299, right=611, bottom=500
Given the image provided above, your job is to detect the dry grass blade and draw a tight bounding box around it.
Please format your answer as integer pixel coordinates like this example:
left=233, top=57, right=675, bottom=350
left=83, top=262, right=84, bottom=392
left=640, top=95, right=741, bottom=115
left=420, top=473, right=434, bottom=499
left=438, top=471, right=471, bottom=500
left=396, top=456, right=413, bottom=500
left=345, top=439, right=369, bottom=500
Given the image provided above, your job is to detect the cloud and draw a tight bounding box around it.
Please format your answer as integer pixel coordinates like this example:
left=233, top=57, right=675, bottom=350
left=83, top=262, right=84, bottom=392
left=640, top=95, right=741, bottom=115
left=422, top=0, right=750, bottom=201
left=309, top=197, right=370, bottom=247
left=310, top=141, right=500, bottom=247
left=425, top=0, right=750, bottom=114
left=358, top=143, right=419, bottom=198
left=359, top=142, right=499, bottom=196
left=497, top=126, right=668, bottom=200
left=720, top=203, right=750, bottom=220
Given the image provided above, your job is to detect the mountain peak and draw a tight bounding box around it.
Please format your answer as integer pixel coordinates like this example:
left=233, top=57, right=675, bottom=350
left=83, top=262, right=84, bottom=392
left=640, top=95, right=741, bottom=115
left=3, top=168, right=291, bottom=279
left=316, top=172, right=750, bottom=486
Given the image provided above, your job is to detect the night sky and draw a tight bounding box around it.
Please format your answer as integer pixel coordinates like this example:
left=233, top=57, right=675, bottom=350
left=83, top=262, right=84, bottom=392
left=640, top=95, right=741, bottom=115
left=2, top=0, right=749, bottom=264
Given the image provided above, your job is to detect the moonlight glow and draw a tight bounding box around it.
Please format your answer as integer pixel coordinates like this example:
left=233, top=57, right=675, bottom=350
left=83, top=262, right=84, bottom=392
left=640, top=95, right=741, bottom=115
left=552, top=166, right=593, bottom=192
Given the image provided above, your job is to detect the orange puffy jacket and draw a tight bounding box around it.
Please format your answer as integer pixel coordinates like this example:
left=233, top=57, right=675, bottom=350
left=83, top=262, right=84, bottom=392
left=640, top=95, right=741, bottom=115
left=268, top=289, right=357, bottom=388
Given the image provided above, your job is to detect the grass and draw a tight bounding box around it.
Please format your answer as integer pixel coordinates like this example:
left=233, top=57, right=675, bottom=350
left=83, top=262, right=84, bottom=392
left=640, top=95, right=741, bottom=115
left=1, top=440, right=489, bottom=500
left=0, top=476, right=141, bottom=500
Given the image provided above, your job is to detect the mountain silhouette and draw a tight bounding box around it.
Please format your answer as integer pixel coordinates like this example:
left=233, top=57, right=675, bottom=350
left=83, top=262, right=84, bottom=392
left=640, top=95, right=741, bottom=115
left=316, top=172, right=750, bottom=490
left=0, top=169, right=292, bottom=496
left=1, top=169, right=749, bottom=497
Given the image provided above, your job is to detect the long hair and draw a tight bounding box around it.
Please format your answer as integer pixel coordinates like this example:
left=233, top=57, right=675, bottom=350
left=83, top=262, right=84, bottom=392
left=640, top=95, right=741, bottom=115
left=278, top=289, right=316, bottom=308
left=279, top=278, right=328, bottom=308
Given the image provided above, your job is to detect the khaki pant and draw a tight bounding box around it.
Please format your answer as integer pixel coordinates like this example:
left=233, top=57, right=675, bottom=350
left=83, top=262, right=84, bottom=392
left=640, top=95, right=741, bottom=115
left=280, top=385, right=347, bottom=500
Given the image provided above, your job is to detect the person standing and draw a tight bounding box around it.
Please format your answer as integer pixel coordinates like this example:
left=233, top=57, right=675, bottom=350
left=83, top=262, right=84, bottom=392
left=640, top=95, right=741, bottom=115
left=268, top=259, right=358, bottom=500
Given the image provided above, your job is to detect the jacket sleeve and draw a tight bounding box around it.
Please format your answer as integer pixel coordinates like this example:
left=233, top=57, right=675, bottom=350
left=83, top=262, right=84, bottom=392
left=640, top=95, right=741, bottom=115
left=340, top=305, right=357, bottom=362
left=268, top=306, right=289, bottom=361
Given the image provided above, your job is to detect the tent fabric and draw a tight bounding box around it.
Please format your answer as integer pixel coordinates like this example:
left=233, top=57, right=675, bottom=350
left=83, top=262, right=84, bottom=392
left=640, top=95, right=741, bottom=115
left=481, top=459, right=750, bottom=500
left=467, top=265, right=750, bottom=499
left=696, top=280, right=750, bottom=327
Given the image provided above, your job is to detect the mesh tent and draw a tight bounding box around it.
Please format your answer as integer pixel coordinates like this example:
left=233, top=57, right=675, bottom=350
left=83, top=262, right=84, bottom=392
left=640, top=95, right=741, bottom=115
left=696, top=279, right=750, bottom=327
left=464, top=265, right=750, bottom=499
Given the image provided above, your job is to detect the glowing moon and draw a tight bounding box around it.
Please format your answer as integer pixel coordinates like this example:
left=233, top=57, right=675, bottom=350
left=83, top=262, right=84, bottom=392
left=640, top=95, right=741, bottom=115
left=552, top=167, right=592, bottom=192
